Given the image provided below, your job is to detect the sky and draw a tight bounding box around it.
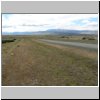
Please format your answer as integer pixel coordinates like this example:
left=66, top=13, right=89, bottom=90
left=2, top=14, right=98, bottom=34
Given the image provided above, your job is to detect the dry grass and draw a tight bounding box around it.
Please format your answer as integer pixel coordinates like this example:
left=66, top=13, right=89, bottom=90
left=2, top=36, right=98, bottom=86
left=36, top=35, right=98, bottom=44
left=37, top=40, right=98, bottom=60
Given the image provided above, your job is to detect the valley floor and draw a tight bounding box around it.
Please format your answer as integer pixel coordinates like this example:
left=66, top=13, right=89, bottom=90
left=2, top=37, right=98, bottom=86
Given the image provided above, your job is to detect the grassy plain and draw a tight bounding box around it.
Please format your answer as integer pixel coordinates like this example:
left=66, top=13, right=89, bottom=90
left=34, top=35, right=98, bottom=44
left=2, top=35, right=98, bottom=86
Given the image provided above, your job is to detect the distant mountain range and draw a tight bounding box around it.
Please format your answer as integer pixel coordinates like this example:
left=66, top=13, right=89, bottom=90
left=2, top=29, right=98, bottom=35
left=43, top=29, right=98, bottom=35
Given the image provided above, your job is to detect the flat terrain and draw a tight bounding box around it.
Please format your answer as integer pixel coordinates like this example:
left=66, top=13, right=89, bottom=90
left=2, top=36, right=98, bottom=86
left=39, top=39, right=98, bottom=49
left=35, top=35, right=98, bottom=44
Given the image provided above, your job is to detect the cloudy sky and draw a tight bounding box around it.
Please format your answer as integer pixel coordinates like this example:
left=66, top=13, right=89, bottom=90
left=2, top=14, right=98, bottom=34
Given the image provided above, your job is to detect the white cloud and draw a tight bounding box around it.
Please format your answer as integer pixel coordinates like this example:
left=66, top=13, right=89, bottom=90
left=2, top=14, right=98, bottom=33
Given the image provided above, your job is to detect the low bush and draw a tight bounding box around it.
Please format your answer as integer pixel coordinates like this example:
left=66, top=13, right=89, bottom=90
left=2, top=39, right=16, bottom=43
left=82, top=37, right=95, bottom=40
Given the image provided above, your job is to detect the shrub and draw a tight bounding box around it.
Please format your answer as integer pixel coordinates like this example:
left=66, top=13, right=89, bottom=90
left=88, top=37, right=95, bottom=40
left=82, top=37, right=86, bottom=40
left=2, top=39, right=16, bottom=43
left=82, top=36, right=95, bottom=40
left=61, top=36, right=65, bottom=38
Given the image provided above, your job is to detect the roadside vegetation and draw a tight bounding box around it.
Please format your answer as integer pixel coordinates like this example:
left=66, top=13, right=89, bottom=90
left=34, top=35, right=98, bottom=44
left=2, top=39, right=16, bottom=43
left=2, top=35, right=98, bottom=86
